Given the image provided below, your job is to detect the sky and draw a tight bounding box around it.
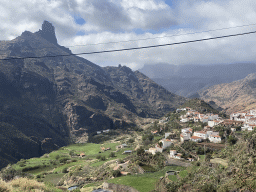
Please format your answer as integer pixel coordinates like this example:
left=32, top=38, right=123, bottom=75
left=1, top=0, right=256, bottom=70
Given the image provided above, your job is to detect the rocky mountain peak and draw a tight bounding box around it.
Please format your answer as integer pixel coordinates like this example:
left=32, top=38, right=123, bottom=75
left=35, top=21, right=58, bottom=45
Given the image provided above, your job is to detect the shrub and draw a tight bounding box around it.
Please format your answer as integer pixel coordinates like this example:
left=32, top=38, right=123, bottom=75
left=100, top=156, right=106, bottom=161
left=199, top=183, right=216, bottom=192
left=55, top=155, right=60, bottom=160
left=1, top=166, right=20, bottom=181
left=96, top=155, right=101, bottom=159
left=62, top=167, right=68, bottom=173
left=128, top=138, right=135, bottom=143
left=228, top=135, right=238, bottom=145
left=112, top=170, right=121, bottom=177
left=109, top=152, right=116, bottom=158
left=59, top=157, right=70, bottom=164
left=69, top=150, right=76, bottom=157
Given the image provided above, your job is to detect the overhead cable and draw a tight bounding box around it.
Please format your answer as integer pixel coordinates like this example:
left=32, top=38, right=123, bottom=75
left=1, top=30, right=256, bottom=61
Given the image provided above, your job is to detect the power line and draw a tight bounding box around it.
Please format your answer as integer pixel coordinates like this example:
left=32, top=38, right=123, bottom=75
left=1, top=30, right=256, bottom=61
left=66, top=23, right=256, bottom=47
left=1, top=22, right=256, bottom=55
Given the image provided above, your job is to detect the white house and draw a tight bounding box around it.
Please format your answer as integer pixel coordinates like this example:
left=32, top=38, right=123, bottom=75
left=250, top=109, right=256, bottom=116
left=249, top=118, right=256, bottom=125
left=248, top=124, right=256, bottom=131
left=180, top=118, right=189, bottom=123
left=165, top=132, right=172, bottom=139
left=194, top=116, right=200, bottom=122
left=160, top=139, right=173, bottom=149
left=181, top=128, right=193, bottom=134
left=190, top=136, right=202, bottom=142
left=231, top=128, right=236, bottom=132
left=180, top=132, right=191, bottom=143
left=176, top=108, right=186, bottom=113
left=155, top=144, right=163, bottom=153
left=193, top=131, right=208, bottom=140
left=169, top=150, right=183, bottom=159
left=148, top=148, right=157, bottom=155
left=209, top=135, right=222, bottom=143
left=169, top=150, right=177, bottom=158
left=208, top=120, right=221, bottom=128
left=207, top=131, right=219, bottom=137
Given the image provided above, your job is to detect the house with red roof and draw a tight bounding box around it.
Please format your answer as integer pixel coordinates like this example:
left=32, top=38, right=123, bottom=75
left=190, top=136, right=202, bottom=142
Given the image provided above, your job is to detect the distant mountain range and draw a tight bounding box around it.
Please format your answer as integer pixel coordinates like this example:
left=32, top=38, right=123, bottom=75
left=0, top=21, right=185, bottom=168
left=139, top=63, right=256, bottom=97
left=198, top=73, right=256, bottom=114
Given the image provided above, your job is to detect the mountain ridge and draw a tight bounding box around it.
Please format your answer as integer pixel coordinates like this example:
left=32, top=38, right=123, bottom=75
left=198, top=73, right=256, bottom=114
left=0, top=21, right=185, bottom=168
left=139, top=63, right=256, bottom=97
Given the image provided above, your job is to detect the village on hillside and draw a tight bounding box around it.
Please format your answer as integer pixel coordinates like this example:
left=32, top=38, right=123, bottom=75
left=146, top=107, right=254, bottom=162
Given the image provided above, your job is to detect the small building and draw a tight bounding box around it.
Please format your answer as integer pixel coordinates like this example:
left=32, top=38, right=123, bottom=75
left=160, top=139, right=173, bottom=150
left=190, top=136, right=202, bottom=142
left=155, top=144, right=163, bottom=153
left=97, top=131, right=101, bottom=134
left=181, top=128, right=193, bottom=134
left=193, top=131, right=208, bottom=140
left=151, top=130, right=158, bottom=134
left=123, top=150, right=132, bottom=154
left=149, top=148, right=157, bottom=155
left=180, top=118, right=189, bottom=123
left=187, top=158, right=194, bottom=162
left=231, top=128, right=236, bottom=132
left=208, top=120, right=221, bottom=128
left=209, top=135, right=222, bottom=143
left=170, top=150, right=177, bottom=158
left=180, top=132, right=191, bottom=143
left=176, top=108, right=187, bottom=113
left=122, top=144, right=128, bottom=148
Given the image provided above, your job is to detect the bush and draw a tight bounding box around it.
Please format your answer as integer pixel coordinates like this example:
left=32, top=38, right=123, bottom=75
left=109, top=152, right=116, bottom=158
left=1, top=166, right=20, bottom=181
left=228, top=135, right=238, bottom=145
left=96, top=155, right=101, bottom=159
left=199, top=183, right=216, bottom=192
left=100, top=156, right=106, bottom=161
left=59, top=157, right=70, bottom=164
left=128, top=138, right=135, bottom=143
left=69, top=150, right=75, bottom=156
left=112, top=170, right=121, bottom=177
left=55, top=155, right=60, bottom=160
left=62, top=167, right=68, bottom=173
left=0, top=185, right=9, bottom=192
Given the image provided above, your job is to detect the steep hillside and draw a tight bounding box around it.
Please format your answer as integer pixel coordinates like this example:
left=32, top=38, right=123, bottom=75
left=180, top=98, right=220, bottom=114
left=198, top=73, right=256, bottom=114
left=0, top=21, right=185, bottom=168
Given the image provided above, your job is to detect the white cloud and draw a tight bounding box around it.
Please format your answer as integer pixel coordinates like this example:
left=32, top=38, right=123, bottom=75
left=1, top=0, right=256, bottom=70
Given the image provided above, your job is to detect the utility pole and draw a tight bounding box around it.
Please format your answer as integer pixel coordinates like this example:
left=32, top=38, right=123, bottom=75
left=204, top=144, right=206, bottom=162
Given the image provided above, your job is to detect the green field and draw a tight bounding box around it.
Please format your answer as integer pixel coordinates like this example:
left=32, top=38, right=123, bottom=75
left=108, top=166, right=186, bottom=192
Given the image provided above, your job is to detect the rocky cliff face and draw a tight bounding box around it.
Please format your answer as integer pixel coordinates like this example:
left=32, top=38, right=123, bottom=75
left=198, top=73, right=256, bottom=114
left=0, top=21, right=185, bottom=168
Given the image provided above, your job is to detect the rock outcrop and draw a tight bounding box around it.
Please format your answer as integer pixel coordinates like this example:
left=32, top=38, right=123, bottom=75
left=35, top=21, right=58, bottom=45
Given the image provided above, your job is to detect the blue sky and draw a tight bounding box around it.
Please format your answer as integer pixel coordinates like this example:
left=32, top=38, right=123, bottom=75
left=1, top=0, right=256, bottom=70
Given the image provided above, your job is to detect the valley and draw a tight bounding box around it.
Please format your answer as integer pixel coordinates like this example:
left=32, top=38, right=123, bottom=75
left=1, top=21, right=256, bottom=192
